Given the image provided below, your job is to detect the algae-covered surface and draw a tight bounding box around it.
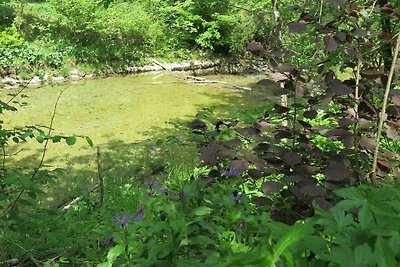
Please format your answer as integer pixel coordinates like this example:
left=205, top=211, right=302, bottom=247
left=1, top=72, right=270, bottom=205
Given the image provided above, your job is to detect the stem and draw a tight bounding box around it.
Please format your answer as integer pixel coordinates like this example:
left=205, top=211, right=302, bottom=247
left=354, top=57, right=362, bottom=178
left=318, top=0, right=324, bottom=23
left=292, top=79, right=299, bottom=148
left=371, top=32, right=400, bottom=184
left=4, top=88, right=66, bottom=213
left=97, top=146, right=104, bottom=208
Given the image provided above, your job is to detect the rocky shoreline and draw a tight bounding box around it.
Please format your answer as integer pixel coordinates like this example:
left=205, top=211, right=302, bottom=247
left=0, top=60, right=221, bottom=89
left=0, top=59, right=271, bottom=89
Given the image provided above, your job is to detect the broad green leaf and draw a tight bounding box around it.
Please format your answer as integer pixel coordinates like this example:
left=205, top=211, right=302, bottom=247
left=85, top=136, right=94, bottom=147
left=358, top=205, right=374, bottom=229
left=4, top=175, right=18, bottom=185
left=193, top=206, right=213, bottom=216
left=354, top=243, right=373, bottom=265
left=19, top=176, right=33, bottom=189
left=52, top=135, right=62, bottom=143
left=375, top=237, right=396, bottom=267
left=191, top=235, right=217, bottom=245
left=99, top=244, right=124, bottom=267
left=66, top=136, right=77, bottom=146
left=36, top=135, right=44, bottom=143
left=335, top=187, right=365, bottom=200
left=270, top=221, right=313, bottom=267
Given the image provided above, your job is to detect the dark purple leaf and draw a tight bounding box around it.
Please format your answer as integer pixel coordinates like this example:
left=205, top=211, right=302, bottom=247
left=377, top=160, right=397, bottom=173
left=295, top=85, right=304, bottom=96
left=298, top=120, right=312, bottom=129
left=339, top=117, right=355, bottom=128
left=272, top=72, right=288, bottom=82
left=325, top=181, right=343, bottom=190
left=330, top=0, right=344, bottom=6
left=300, top=12, right=318, bottom=22
left=189, top=119, right=207, bottom=131
left=325, top=128, right=352, bottom=138
left=315, top=197, right=333, bottom=211
left=386, top=127, right=399, bottom=140
left=324, top=163, right=350, bottom=181
left=257, top=79, right=280, bottom=89
left=248, top=169, right=264, bottom=180
left=288, top=22, right=307, bottom=33
left=303, top=110, right=318, bottom=119
left=226, top=160, right=249, bottom=177
left=359, top=137, right=377, bottom=150
left=274, top=104, right=290, bottom=113
left=246, top=41, right=264, bottom=52
left=289, top=185, right=303, bottom=197
left=324, top=36, right=338, bottom=52
left=199, top=145, right=219, bottom=166
left=276, top=63, right=293, bottom=73
left=329, top=79, right=353, bottom=95
left=361, top=69, right=385, bottom=79
left=283, top=152, right=302, bottom=167
left=252, top=197, right=272, bottom=206
left=358, top=119, right=375, bottom=129
left=262, top=181, right=283, bottom=194
left=236, top=127, right=261, bottom=138
left=392, top=96, right=400, bottom=106
left=301, top=185, right=327, bottom=197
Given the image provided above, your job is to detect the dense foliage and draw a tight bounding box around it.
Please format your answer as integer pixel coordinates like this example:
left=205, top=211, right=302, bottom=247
left=1, top=0, right=400, bottom=266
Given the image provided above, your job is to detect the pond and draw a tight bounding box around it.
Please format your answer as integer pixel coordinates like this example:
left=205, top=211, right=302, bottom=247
left=1, top=72, right=272, bottom=206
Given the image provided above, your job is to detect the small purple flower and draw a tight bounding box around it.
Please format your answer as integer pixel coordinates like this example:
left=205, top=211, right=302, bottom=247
left=100, top=236, right=115, bottom=248
left=146, top=179, right=156, bottom=188
left=222, top=166, right=241, bottom=177
left=238, top=220, right=246, bottom=232
left=113, top=208, right=144, bottom=227
left=178, top=191, right=185, bottom=200
left=131, top=207, right=144, bottom=221
left=113, top=214, right=131, bottom=228
left=230, top=191, right=245, bottom=202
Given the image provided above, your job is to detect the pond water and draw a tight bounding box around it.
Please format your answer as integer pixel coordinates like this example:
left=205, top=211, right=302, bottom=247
left=1, top=72, right=271, bottom=205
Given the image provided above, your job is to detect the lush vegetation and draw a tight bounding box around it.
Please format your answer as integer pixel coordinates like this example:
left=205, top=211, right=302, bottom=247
left=1, top=0, right=400, bottom=266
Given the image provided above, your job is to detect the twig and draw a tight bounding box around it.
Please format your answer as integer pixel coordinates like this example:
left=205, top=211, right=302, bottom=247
left=97, top=146, right=104, bottom=208
left=6, top=77, right=34, bottom=105
left=354, top=57, right=362, bottom=179
left=368, top=0, right=378, bottom=17
left=4, top=88, right=66, bottom=214
left=318, top=0, right=324, bottom=23
left=370, top=32, right=400, bottom=184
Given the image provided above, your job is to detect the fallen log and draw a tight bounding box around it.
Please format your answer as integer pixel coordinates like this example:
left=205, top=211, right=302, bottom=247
left=185, top=76, right=251, bottom=91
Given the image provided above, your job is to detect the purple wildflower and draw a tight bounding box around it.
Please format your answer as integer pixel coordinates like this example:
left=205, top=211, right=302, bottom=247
left=178, top=191, right=185, bottom=200
left=113, top=214, right=131, bottom=228
left=100, top=236, right=115, bottom=248
left=131, top=207, right=144, bottom=221
left=113, top=208, right=144, bottom=227
left=146, top=179, right=156, bottom=189
left=230, top=191, right=245, bottom=202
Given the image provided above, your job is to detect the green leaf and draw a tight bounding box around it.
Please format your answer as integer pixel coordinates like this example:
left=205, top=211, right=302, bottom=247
left=193, top=206, right=213, bottom=216
left=375, top=237, right=396, bottom=267
left=358, top=205, right=374, bottom=229
left=19, top=176, right=33, bottom=189
left=100, top=244, right=124, bottom=267
left=354, top=243, right=372, bottom=265
left=85, top=136, right=94, bottom=147
left=270, top=221, right=313, bottom=267
left=4, top=175, right=18, bottom=185
left=66, top=136, right=77, bottom=146
left=191, top=235, right=217, bottom=245
left=35, top=135, right=44, bottom=143
left=52, top=135, right=62, bottom=143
